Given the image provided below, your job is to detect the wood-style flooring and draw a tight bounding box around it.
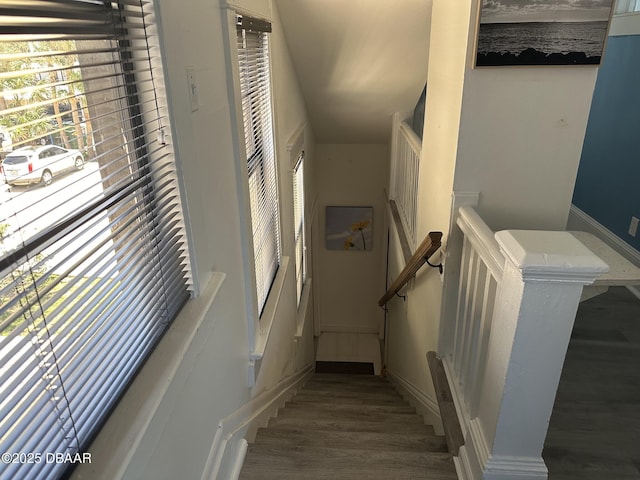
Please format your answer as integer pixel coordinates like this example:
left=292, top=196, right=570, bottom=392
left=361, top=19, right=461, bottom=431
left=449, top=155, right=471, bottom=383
left=543, top=287, right=640, bottom=480
left=239, top=373, right=458, bottom=480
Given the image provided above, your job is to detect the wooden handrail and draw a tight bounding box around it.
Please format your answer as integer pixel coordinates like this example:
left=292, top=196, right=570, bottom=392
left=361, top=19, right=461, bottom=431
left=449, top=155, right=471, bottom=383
left=378, top=231, right=442, bottom=306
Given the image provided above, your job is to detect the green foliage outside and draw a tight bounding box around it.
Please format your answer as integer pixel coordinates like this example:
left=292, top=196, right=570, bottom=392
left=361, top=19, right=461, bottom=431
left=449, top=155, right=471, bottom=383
left=0, top=222, right=85, bottom=338
left=0, top=40, right=91, bottom=154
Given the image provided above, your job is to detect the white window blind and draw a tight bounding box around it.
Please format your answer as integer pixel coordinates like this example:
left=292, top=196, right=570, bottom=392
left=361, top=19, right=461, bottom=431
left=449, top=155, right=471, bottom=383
left=615, top=0, right=640, bottom=13
left=236, top=15, right=280, bottom=315
left=292, top=151, right=305, bottom=305
left=0, top=2, right=192, bottom=478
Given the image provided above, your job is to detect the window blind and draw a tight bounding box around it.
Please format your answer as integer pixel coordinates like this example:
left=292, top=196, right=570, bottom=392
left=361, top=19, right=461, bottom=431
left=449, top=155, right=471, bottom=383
left=292, top=152, right=305, bottom=305
left=236, top=15, right=280, bottom=315
left=0, top=2, right=192, bottom=478
left=615, top=0, right=640, bottom=13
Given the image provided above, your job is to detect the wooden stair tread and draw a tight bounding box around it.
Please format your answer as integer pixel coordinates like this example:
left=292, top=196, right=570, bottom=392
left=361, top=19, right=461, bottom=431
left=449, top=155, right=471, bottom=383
left=253, top=426, right=449, bottom=452
left=292, top=391, right=407, bottom=405
left=295, top=387, right=403, bottom=400
left=240, top=373, right=457, bottom=479
left=239, top=465, right=457, bottom=480
left=275, top=406, right=424, bottom=424
left=267, top=415, right=435, bottom=435
left=284, top=400, right=416, bottom=415
left=303, top=381, right=397, bottom=393
left=310, top=373, right=390, bottom=383
left=240, top=444, right=456, bottom=479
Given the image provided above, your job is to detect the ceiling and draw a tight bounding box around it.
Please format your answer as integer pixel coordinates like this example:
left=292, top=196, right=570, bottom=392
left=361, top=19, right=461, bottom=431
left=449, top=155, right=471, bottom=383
left=275, top=0, right=432, bottom=144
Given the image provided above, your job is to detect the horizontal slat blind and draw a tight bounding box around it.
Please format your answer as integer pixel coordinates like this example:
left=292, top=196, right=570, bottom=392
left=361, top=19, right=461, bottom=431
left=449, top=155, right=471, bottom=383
left=0, top=1, right=192, bottom=478
left=236, top=15, right=280, bottom=315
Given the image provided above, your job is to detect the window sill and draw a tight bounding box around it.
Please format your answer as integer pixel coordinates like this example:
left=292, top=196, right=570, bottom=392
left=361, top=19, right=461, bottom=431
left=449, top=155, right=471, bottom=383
left=72, top=272, right=226, bottom=479
left=249, top=256, right=289, bottom=384
left=295, top=278, right=312, bottom=339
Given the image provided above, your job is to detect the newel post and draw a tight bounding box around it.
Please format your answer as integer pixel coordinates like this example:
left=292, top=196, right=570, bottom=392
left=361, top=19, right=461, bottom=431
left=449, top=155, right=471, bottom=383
left=461, top=230, right=608, bottom=480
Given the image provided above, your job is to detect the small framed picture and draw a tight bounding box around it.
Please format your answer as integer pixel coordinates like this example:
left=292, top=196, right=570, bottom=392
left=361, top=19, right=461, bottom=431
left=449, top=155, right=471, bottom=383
left=325, top=206, right=373, bottom=251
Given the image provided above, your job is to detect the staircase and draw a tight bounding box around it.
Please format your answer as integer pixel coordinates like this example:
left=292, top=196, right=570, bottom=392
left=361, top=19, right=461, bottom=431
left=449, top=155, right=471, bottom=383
left=239, top=373, right=458, bottom=480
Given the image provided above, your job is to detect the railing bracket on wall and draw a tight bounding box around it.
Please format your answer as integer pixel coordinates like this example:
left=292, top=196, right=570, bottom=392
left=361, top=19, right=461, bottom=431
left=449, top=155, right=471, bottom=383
left=394, top=291, right=406, bottom=302
left=426, top=258, right=443, bottom=274
left=378, top=231, right=443, bottom=307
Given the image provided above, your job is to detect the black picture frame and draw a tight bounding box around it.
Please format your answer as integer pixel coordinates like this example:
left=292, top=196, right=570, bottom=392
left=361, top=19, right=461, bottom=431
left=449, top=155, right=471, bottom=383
left=474, top=0, right=614, bottom=67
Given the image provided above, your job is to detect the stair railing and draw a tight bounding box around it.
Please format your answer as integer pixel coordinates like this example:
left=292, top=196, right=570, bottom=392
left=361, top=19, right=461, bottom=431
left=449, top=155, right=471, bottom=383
left=378, top=231, right=442, bottom=307
left=438, top=204, right=609, bottom=480
left=390, top=114, right=421, bottom=249
left=444, top=206, right=504, bottom=419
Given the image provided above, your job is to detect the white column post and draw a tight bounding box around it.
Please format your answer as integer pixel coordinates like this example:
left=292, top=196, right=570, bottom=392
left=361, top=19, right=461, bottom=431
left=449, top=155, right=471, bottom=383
left=458, top=230, right=608, bottom=480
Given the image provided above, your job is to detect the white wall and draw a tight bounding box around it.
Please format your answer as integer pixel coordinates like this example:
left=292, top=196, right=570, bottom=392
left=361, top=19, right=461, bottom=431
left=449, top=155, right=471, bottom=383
left=72, top=0, right=315, bottom=478
left=453, top=0, right=598, bottom=232
left=385, top=0, right=599, bottom=427
left=385, top=0, right=472, bottom=416
left=252, top=0, right=317, bottom=394
left=455, top=70, right=597, bottom=232
left=315, top=144, right=388, bottom=335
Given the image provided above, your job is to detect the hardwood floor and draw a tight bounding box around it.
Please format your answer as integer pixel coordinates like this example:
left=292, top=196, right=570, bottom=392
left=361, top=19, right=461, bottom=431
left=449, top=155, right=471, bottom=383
left=240, top=374, right=458, bottom=480
left=543, top=287, right=640, bottom=480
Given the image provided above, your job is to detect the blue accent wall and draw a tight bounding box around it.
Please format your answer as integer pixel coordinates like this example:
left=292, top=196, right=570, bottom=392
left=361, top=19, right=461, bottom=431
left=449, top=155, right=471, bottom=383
left=573, top=35, right=640, bottom=251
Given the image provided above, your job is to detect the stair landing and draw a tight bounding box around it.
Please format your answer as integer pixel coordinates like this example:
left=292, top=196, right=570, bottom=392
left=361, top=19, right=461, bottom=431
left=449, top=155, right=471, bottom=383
left=571, top=231, right=640, bottom=302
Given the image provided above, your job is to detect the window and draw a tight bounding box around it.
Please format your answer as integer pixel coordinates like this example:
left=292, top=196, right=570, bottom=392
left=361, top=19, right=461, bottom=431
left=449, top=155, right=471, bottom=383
left=236, top=15, right=280, bottom=316
left=615, top=0, right=640, bottom=14
left=0, top=2, right=191, bottom=478
left=292, top=151, right=306, bottom=305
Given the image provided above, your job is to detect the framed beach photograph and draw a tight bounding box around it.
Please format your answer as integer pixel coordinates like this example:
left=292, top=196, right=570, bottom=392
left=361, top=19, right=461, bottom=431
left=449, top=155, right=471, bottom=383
left=325, top=206, right=373, bottom=251
left=475, top=0, right=614, bottom=67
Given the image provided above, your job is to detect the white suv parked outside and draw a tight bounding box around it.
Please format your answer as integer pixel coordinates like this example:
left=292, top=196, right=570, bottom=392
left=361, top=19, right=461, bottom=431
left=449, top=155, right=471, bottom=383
left=1, top=145, right=84, bottom=187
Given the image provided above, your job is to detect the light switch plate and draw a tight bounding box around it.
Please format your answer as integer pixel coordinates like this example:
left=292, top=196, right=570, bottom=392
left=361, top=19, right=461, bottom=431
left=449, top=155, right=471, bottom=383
left=186, top=67, right=199, bottom=112
left=629, top=216, right=639, bottom=237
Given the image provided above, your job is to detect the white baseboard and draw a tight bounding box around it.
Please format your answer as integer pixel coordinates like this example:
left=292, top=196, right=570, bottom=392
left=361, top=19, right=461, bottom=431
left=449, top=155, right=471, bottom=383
left=385, top=369, right=442, bottom=434
left=442, top=356, right=548, bottom=480
left=200, top=364, right=314, bottom=480
left=457, top=418, right=548, bottom=480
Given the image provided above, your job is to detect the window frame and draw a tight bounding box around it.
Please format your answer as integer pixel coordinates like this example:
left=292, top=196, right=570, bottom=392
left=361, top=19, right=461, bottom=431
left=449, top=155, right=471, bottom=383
left=292, top=151, right=306, bottom=307
left=233, top=12, right=282, bottom=320
left=614, top=0, right=640, bottom=14
left=0, top=2, right=193, bottom=477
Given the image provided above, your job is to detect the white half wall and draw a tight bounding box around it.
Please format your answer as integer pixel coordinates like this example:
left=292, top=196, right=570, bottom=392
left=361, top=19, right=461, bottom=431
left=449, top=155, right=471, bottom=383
left=384, top=0, right=473, bottom=427
left=454, top=0, right=599, bottom=232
